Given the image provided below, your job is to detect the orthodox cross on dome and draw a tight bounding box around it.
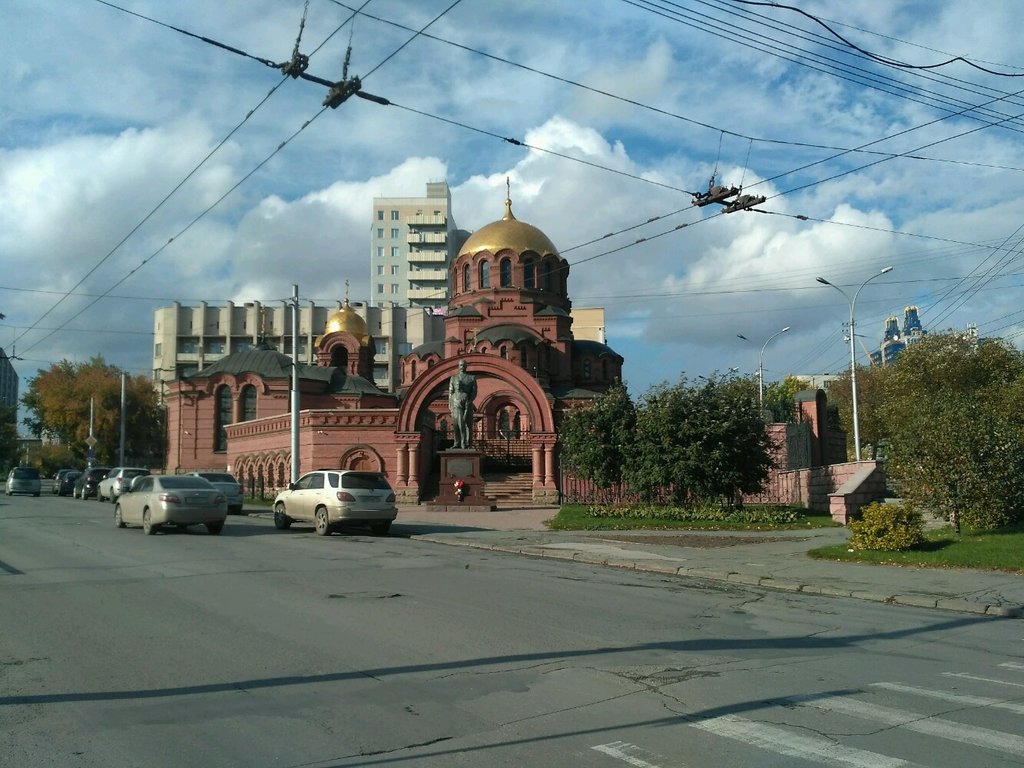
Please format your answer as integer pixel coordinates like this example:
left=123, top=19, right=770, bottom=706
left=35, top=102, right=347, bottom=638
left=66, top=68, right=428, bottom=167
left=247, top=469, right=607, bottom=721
left=344, top=278, right=350, bottom=307
left=503, top=175, right=516, bottom=221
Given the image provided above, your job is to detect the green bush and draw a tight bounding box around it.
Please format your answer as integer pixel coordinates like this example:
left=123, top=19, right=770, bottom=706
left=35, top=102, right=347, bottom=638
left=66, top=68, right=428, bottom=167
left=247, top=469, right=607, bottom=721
left=848, top=501, right=925, bottom=551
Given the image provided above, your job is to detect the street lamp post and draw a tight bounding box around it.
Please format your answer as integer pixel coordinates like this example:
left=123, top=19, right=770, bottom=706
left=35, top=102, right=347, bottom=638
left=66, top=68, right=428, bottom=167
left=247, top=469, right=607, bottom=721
left=816, top=266, right=893, bottom=461
left=737, top=326, right=790, bottom=410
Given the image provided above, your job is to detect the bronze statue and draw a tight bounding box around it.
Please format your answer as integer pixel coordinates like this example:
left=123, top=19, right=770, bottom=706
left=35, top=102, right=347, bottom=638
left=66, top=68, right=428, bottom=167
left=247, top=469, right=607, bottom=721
left=448, top=360, right=477, bottom=449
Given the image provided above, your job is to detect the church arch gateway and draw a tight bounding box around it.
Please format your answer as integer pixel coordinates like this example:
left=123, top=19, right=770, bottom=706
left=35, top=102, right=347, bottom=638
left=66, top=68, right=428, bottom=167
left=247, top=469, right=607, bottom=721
left=395, top=354, right=558, bottom=498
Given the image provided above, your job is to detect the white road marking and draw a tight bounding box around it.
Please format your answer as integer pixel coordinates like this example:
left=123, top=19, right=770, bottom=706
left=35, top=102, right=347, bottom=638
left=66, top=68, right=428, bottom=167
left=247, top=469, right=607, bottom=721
left=943, top=671, right=1024, bottom=688
left=690, top=713, right=923, bottom=767
left=872, top=681, right=1024, bottom=715
left=1000, top=661, right=1024, bottom=670
left=791, top=694, right=1024, bottom=757
left=591, top=741, right=669, bottom=767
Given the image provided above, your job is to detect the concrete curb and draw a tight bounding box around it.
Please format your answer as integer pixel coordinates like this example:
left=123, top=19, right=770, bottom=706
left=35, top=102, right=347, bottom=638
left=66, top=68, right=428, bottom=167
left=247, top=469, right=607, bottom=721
left=420, top=537, right=1024, bottom=619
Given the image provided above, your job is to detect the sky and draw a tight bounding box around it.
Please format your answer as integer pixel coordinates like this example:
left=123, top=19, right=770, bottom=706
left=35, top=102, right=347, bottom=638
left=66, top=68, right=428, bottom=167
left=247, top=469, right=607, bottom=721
left=3, top=0, right=1024, bottom=413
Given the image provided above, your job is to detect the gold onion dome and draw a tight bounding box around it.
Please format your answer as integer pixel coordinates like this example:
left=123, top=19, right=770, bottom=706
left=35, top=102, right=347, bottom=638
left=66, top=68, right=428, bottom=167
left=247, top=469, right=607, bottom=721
left=324, top=299, right=370, bottom=346
left=460, top=193, right=559, bottom=258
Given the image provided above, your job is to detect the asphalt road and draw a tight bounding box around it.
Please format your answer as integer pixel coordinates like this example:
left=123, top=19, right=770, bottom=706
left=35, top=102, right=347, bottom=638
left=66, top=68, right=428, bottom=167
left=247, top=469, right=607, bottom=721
left=2, top=495, right=1022, bottom=767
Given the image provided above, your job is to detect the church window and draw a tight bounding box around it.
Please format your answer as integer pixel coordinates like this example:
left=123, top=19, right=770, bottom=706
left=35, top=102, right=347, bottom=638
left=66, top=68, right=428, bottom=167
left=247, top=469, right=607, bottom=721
left=500, top=258, right=512, bottom=287
left=214, top=385, right=232, bottom=452
left=500, top=345, right=508, bottom=359
left=541, top=260, right=552, bottom=291
left=524, top=260, right=535, bottom=289
left=242, top=385, right=257, bottom=421
left=479, top=260, right=490, bottom=288
left=463, top=263, right=471, bottom=292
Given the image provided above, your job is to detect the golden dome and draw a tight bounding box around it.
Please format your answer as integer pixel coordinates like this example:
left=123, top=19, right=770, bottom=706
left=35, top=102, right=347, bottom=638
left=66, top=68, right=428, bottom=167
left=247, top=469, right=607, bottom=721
left=324, top=300, right=370, bottom=346
left=460, top=196, right=559, bottom=258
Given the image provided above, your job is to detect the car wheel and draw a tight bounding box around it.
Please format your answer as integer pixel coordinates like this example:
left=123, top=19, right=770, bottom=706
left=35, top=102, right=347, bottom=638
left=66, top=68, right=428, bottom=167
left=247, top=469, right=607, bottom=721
left=370, top=521, right=391, bottom=536
left=273, top=504, right=292, bottom=530
left=142, top=508, right=158, bottom=535
left=114, top=504, right=126, bottom=528
left=206, top=521, right=224, bottom=535
left=314, top=507, right=332, bottom=536
left=33, top=492, right=40, bottom=497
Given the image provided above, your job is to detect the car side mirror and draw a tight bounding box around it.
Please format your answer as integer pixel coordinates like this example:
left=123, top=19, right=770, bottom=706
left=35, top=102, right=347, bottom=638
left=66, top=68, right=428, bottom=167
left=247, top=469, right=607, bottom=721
left=289, top=482, right=297, bottom=491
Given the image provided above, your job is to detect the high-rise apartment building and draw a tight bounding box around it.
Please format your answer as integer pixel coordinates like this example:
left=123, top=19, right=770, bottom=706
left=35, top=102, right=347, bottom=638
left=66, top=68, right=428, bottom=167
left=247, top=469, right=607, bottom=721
left=370, top=181, right=467, bottom=309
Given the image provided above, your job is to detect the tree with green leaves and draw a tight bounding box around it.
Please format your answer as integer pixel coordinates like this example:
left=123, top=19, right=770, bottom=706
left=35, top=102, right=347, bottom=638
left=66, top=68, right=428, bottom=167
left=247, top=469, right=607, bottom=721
left=824, top=364, right=890, bottom=460
left=558, top=382, right=636, bottom=501
left=762, top=374, right=812, bottom=423
left=22, top=356, right=164, bottom=467
left=625, top=374, right=774, bottom=507
left=878, top=334, right=1024, bottom=531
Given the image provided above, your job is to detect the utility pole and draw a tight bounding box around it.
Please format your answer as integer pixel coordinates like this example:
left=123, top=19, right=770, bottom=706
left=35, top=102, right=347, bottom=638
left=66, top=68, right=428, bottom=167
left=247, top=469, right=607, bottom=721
left=290, top=284, right=300, bottom=484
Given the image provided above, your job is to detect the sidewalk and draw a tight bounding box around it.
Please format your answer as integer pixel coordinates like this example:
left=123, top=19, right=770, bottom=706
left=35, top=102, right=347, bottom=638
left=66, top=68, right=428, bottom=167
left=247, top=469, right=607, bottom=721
left=394, top=505, right=1024, bottom=619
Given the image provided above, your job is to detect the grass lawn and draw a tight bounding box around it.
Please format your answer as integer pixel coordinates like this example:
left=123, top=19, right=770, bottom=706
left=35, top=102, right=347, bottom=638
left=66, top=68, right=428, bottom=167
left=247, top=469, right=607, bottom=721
left=548, top=503, right=839, bottom=531
left=808, top=523, right=1024, bottom=575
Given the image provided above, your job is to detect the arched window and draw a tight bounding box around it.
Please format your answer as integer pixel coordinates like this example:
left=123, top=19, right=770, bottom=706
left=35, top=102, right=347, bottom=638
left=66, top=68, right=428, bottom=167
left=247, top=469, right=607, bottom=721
left=242, top=384, right=257, bottom=421
left=524, top=259, right=535, bottom=289
left=331, top=347, right=348, bottom=368
left=479, top=260, right=490, bottom=288
left=541, top=260, right=552, bottom=291
left=519, top=343, right=531, bottom=371
left=215, top=385, right=232, bottom=452
left=463, top=263, right=471, bottom=292
left=500, top=345, right=508, bottom=359
left=499, top=258, right=512, bottom=287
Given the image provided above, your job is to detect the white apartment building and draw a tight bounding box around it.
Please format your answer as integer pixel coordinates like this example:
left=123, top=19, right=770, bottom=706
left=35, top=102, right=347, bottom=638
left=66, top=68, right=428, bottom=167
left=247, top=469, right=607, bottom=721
left=153, top=300, right=443, bottom=395
left=371, top=181, right=467, bottom=309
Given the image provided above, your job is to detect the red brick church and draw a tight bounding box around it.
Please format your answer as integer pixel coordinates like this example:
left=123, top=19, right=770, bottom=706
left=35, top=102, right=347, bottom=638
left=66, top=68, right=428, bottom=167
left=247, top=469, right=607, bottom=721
left=163, top=192, right=625, bottom=504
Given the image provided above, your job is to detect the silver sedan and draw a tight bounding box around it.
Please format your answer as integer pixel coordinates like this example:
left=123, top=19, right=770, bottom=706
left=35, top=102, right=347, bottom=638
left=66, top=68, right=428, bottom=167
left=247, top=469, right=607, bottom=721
left=115, top=475, right=228, bottom=535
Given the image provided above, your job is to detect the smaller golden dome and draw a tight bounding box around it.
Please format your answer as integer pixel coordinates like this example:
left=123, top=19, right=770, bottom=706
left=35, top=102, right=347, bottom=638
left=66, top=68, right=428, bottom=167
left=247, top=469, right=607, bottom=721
left=324, top=300, right=370, bottom=346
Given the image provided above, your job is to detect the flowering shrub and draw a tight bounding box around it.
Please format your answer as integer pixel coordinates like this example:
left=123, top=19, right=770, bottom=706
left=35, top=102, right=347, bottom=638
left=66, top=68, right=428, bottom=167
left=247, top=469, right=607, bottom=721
left=848, top=501, right=924, bottom=551
left=586, top=502, right=799, bottom=525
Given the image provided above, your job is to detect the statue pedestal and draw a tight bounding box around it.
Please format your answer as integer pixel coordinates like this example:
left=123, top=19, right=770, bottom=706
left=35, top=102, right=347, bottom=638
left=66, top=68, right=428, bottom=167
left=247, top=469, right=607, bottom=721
left=428, top=450, right=495, bottom=512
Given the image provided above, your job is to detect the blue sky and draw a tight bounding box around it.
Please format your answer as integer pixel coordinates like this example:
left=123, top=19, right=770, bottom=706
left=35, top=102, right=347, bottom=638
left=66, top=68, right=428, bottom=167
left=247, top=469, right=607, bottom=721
left=3, top=0, right=1024, bottom=403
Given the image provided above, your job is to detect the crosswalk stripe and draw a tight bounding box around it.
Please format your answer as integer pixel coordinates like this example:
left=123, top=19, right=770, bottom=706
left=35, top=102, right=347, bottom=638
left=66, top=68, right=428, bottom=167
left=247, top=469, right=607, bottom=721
left=943, top=671, right=1024, bottom=688
left=1000, top=662, right=1024, bottom=670
left=871, top=681, right=1024, bottom=715
left=591, top=741, right=670, bottom=768
left=690, top=713, right=923, bottom=767
left=790, top=694, right=1024, bottom=757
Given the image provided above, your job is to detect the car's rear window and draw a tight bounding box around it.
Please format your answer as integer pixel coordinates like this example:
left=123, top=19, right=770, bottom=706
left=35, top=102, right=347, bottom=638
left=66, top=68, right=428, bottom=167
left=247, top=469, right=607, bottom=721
left=12, top=467, right=39, bottom=479
left=340, top=472, right=391, bottom=491
left=123, top=469, right=149, bottom=479
left=199, top=473, right=237, bottom=483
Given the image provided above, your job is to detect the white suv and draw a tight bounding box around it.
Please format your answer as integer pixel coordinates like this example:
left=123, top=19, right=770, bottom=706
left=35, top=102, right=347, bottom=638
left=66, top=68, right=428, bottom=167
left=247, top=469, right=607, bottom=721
left=273, top=470, right=397, bottom=536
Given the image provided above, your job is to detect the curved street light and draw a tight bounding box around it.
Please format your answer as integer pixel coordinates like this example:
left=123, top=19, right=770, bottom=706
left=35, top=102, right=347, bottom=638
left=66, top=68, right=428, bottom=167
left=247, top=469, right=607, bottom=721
left=737, top=326, right=791, bottom=410
left=816, top=266, right=893, bottom=461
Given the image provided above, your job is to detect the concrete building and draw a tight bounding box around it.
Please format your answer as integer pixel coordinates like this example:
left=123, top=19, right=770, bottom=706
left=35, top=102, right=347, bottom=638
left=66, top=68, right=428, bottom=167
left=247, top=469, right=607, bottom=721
left=153, top=301, right=444, bottom=395
left=0, top=348, right=17, bottom=412
left=370, top=181, right=467, bottom=310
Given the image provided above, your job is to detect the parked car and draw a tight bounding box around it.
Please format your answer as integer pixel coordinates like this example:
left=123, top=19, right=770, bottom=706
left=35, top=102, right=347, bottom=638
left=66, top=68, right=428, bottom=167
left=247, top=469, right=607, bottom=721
left=114, top=474, right=227, bottom=535
left=273, top=469, right=397, bottom=536
left=52, top=468, right=78, bottom=494
left=55, top=470, right=82, bottom=497
left=6, top=466, right=42, bottom=496
left=97, top=467, right=151, bottom=502
left=188, top=472, right=244, bottom=514
left=73, top=467, right=111, bottom=499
